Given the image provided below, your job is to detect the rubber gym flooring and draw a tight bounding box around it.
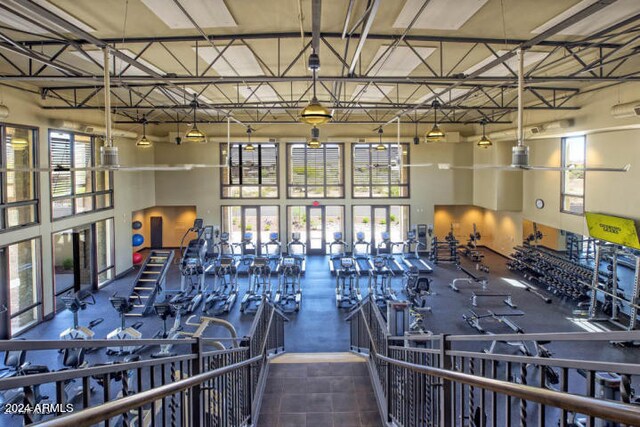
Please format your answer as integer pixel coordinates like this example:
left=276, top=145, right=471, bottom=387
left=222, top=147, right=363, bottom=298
left=16, top=249, right=639, bottom=369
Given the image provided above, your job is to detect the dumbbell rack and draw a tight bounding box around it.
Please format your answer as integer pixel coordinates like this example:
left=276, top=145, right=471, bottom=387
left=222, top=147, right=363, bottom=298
left=507, top=245, right=596, bottom=300
left=430, top=237, right=460, bottom=265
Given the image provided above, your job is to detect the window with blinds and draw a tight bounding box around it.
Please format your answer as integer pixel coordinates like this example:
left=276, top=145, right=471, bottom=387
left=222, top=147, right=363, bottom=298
left=352, top=143, right=409, bottom=198
left=287, top=143, right=344, bottom=198
left=49, top=130, right=113, bottom=219
left=221, top=143, right=278, bottom=198
left=0, top=124, right=39, bottom=231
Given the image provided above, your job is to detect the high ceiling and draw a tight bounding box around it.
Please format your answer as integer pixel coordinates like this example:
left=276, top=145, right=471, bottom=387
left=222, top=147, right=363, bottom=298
left=1, top=0, right=640, bottom=127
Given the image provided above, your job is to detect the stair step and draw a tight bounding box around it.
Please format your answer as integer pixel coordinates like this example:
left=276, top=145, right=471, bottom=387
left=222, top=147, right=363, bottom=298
left=125, top=313, right=144, bottom=317
left=142, top=271, right=160, bottom=274
left=134, top=287, right=154, bottom=291
left=270, top=352, right=366, bottom=364
left=139, top=279, right=156, bottom=282
left=133, top=304, right=145, bottom=308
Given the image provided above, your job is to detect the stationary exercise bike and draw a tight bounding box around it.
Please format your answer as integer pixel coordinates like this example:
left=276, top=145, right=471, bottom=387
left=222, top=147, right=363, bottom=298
left=369, top=256, right=396, bottom=310
left=274, top=256, right=302, bottom=313
left=404, top=266, right=432, bottom=312
left=0, top=348, right=49, bottom=415
left=59, top=290, right=104, bottom=343
left=335, top=257, right=362, bottom=308
left=240, top=256, right=272, bottom=315
left=151, top=298, right=187, bottom=358
left=105, top=293, right=145, bottom=356
left=203, top=232, right=239, bottom=315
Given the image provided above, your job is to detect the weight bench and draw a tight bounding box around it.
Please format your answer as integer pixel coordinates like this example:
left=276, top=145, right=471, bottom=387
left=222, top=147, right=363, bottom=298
left=471, top=291, right=517, bottom=309
left=458, top=265, right=488, bottom=285
left=449, top=277, right=487, bottom=292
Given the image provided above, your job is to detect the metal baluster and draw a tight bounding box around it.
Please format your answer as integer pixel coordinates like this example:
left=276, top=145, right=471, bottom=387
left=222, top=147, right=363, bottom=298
left=520, top=363, right=527, bottom=427
left=559, top=368, right=568, bottom=427
left=469, top=358, right=476, bottom=427
left=538, top=367, right=546, bottom=427
left=170, top=363, right=177, bottom=427
left=506, top=362, right=512, bottom=427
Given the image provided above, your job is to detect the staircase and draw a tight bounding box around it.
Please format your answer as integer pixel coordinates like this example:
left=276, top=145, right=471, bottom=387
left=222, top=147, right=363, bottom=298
left=257, top=353, right=383, bottom=427
left=126, top=250, right=174, bottom=317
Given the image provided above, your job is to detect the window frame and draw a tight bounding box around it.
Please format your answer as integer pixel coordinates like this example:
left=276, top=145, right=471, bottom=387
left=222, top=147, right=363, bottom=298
left=0, top=122, right=40, bottom=232
left=286, top=142, right=345, bottom=199
left=48, top=129, right=114, bottom=221
left=1, top=236, right=43, bottom=337
left=220, top=142, right=280, bottom=199
left=351, top=142, right=410, bottom=199
left=95, top=217, right=116, bottom=288
left=560, top=135, right=586, bottom=216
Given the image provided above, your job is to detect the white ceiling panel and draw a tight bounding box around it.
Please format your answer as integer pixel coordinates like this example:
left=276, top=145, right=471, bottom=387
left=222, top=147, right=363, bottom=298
left=240, top=85, right=281, bottom=103
left=351, top=85, right=394, bottom=103
left=0, top=0, right=95, bottom=34
left=532, top=0, right=640, bottom=36
left=367, top=45, right=436, bottom=76
left=72, top=49, right=164, bottom=76
left=394, top=0, right=488, bottom=30
left=464, top=50, right=548, bottom=77
left=141, top=0, right=236, bottom=29
left=195, top=45, right=264, bottom=76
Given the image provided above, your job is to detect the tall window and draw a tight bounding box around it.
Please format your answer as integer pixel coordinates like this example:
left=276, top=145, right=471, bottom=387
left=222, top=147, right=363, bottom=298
left=49, top=130, right=113, bottom=219
left=288, top=143, right=344, bottom=198
left=96, top=218, right=115, bottom=287
left=561, top=136, right=586, bottom=215
left=353, top=143, right=409, bottom=198
left=0, top=124, right=38, bottom=230
left=1, top=238, right=42, bottom=336
left=221, top=205, right=279, bottom=248
left=221, top=143, right=278, bottom=198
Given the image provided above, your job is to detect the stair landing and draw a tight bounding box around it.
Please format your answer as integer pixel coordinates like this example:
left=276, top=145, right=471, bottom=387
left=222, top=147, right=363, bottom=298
left=258, top=353, right=383, bottom=427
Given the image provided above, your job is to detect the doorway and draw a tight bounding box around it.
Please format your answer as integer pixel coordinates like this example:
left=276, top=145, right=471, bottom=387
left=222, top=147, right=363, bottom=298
left=221, top=206, right=279, bottom=249
left=352, top=205, right=410, bottom=252
left=288, top=205, right=344, bottom=255
left=52, top=226, right=94, bottom=311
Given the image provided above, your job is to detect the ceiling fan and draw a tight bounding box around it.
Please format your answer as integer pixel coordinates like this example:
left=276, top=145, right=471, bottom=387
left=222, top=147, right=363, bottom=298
left=413, top=48, right=630, bottom=174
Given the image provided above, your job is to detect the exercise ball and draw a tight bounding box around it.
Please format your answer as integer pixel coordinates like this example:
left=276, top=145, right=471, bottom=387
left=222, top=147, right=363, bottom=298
left=132, top=252, right=143, bottom=264
left=132, top=233, right=144, bottom=246
left=132, top=220, right=142, bottom=230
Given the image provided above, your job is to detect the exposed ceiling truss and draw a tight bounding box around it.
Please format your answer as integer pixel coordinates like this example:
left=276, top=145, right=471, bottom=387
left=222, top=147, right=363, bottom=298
left=0, top=0, right=639, bottom=125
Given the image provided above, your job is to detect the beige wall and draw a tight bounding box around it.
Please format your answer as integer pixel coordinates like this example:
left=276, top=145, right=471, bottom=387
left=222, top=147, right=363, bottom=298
left=0, top=86, right=156, bottom=318
left=132, top=206, right=197, bottom=248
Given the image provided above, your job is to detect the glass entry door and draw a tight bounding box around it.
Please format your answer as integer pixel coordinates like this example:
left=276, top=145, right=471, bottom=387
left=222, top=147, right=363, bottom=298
left=352, top=205, right=410, bottom=251
left=288, top=205, right=344, bottom=255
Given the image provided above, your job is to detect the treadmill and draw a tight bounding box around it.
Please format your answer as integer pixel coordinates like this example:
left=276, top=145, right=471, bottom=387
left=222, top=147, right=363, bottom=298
left=287, top=232, right=306, bottom=274
left=402, top=230, right=433, bottom=274
left=328, top=232, right=348, bottom=276
left=262, top=232, right=282, bottom=273
left=377, top=232, right=405, bottom=274
left=353, top=232, right=372, bottom=275
left=236, top=232, right=257, bottom=275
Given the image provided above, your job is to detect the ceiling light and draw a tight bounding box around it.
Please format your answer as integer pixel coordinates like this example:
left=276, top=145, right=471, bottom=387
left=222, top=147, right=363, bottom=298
left=185, top=94, right=207, bottom=144
left=375, top=127, right=386, bottom=151
left=477, top=120, right=493, bottom=148
left=300, top=51, right=332, bottom=125
left=10, top=136, right=28, bottom=151
left=0, top=103, right=9, bottom=119
left=136, top=115, right=152, bottom=148
left=425, top=101, right=445, bottom=143
left=307, top=126, right=322, bottom=149
left=244, top=126, right=255, bottom=151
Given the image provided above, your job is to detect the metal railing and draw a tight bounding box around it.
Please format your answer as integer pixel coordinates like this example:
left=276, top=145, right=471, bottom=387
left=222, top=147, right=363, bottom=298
left=0, top=301, right=286, bottom=426
left=348, top=297, right=640, bottom=427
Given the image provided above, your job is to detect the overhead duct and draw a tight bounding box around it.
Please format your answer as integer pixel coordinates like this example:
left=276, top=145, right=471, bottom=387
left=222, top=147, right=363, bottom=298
left=611, top=101, right=640, bottom=118
left=464, top=119, right=574, bottom=142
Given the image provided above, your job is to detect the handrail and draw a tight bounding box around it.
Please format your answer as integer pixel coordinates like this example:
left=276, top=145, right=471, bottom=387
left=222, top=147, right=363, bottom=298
left=377, top=353, right=640, bottom=426
left=32, top=353, right=261, bottom=427
left=0, top=338, right=197, bottom=351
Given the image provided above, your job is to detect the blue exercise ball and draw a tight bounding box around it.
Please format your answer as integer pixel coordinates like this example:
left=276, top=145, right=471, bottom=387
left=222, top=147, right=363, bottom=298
left=132, top=233, right=144, bottom=246
left=132, top=220, right=142, bottom=230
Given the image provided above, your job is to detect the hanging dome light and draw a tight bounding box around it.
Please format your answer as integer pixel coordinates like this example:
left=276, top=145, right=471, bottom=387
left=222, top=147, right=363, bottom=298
left=244, top=126, right=255, bottom=151
left=307, top=126, right=321, bottom=149
left=0, top=103, right=9, bottom=119
left=136, top=115, right=152, bottom=148
left=477, top=120, right=493, bottom=149
left=10, top=135, right=28, bottom=151
left=300, top=50, right=332, bottom=125
left=375, top=127, right=386, bottom=151
left=425, top=101, right=445, bottom=143
left=185, top=94, right=207, bottom=144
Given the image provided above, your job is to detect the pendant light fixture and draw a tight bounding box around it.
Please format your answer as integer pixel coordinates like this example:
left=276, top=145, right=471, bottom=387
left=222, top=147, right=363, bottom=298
left=185, top=94, right=207, bottom=144
left=244, top=126, right=255, bottom=152
left=425, top=100, right=445, bottom=143
left=375, top=127, right=386, bottom=151
left=9, top=133, right=28, bottom=151
left=307, top=126, right=321, bottom=149
left=477, top=119, right=493, bottom=149
left=136, top=114, right=152, bottom=148
left=299, top=52, right=332, bottom=125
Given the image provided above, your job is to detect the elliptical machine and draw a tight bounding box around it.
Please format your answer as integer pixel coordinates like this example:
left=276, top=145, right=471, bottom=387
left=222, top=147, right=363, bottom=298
left=329, top=232, right=348, bottom=275
left=240, top=256, right=272, bottom=314
left=59, top=290, right=104, bottom=342
left=171, top=219, right=208, bottom=314
left=203, top=232, right=239, bottom=315
left=287, top=232, right=306, bottom=273
left=105, top=293, right=145, bottom=356
left=262, top=232, right=282, bottom=273
left=236, top=232, right=257, bottom=275
left=336, top=257, right=362, bottom=308
left=369, top=256, right=396, bottom=310
left=274, top=256, right=302, bottom=313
